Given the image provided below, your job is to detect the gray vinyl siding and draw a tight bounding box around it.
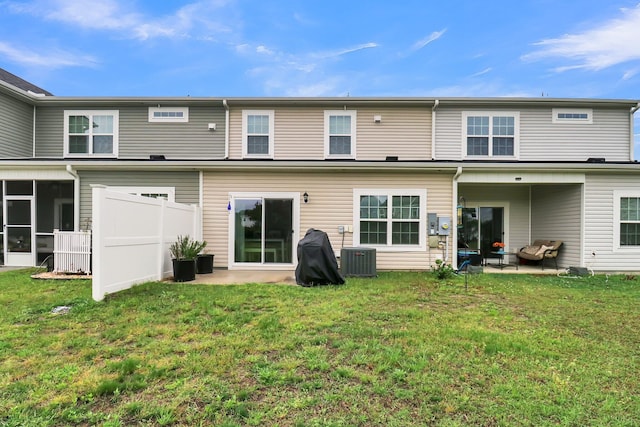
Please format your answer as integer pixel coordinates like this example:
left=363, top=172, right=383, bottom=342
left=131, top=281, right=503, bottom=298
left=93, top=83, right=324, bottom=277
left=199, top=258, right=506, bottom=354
left=35, top=106, right=64, bottom=157
left=78, top=170, right=199, bottom=228
left=584, top=174, right=640, bottom=271
left=203, top=170, right=452, bottom=269
left=35, top=105, right=225, bottom=159
left=435, top=106, right=631, bottom=161
left=228, top=106, right=431, bottom=160
left=0, top=92, right=33, bottom=157
left=530, top=184, right=582, bottom=268
left=118, top=106, right=225, bottom=159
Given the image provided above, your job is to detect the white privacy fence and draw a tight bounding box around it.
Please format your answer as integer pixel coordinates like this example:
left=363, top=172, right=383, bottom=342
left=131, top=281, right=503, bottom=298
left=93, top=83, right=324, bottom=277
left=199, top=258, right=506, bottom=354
left=54, top=230, right=92, bottom=274
left=92, top=186, right=200, bottom=301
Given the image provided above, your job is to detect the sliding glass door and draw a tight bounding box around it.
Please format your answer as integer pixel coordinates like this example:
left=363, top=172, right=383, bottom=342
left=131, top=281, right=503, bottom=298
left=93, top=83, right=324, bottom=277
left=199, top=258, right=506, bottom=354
left=458, top=205, right=505, bottom=255
left=233, top=194, right=297, bottom=265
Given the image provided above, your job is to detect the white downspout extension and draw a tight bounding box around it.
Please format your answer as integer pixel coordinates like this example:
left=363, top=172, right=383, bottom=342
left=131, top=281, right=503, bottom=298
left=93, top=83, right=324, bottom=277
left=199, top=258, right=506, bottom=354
left=431, top=99, right=439, bottom=160
left=66, top=165, right=81, bottom=231
left=451, top=166, right=463, bottom=267
left=223, top=99, right=230, bottom=159
left=630, top=103, right=640, bottom=161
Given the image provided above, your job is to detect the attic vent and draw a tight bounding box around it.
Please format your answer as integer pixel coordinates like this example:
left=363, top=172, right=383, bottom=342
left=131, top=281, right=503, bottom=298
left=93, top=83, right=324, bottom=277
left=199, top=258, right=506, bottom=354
left=385, top=156, right=398, bottom=161
left=587, top=157, right=606, bottom=163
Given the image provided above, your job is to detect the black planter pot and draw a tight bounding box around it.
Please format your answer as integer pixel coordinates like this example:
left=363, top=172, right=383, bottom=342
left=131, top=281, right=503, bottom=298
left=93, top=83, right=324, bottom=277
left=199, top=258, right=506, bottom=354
left=196, top=254, right=214, bottom=274
left=172, top=259, right=196, bottom=282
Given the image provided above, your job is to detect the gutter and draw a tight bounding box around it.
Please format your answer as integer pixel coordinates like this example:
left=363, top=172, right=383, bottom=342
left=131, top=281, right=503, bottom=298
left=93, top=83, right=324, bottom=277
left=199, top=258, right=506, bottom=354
left=32, top=106, right=36, bottom=157
left=431, top=99, right=439, bottom=160
left=223, top=99, right=230, bottom=159
left=66, top=165, right=81, bottom=231
left=631, top=102, right=640, bottom=161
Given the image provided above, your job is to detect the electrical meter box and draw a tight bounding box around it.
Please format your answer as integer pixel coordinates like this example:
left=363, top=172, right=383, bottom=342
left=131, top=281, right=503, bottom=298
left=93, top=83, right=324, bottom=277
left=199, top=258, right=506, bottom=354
left=438, top=216, right=451, bottom=236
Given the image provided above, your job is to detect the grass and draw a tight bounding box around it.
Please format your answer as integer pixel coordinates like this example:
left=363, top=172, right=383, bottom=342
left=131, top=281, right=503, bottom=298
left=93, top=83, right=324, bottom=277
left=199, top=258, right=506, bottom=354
left=0, top=268, right=639, bottom=426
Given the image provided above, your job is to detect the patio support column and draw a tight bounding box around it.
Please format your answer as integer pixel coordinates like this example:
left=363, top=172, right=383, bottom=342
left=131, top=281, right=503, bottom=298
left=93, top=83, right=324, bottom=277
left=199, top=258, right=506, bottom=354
left=452, top=166, right=462, bottom=268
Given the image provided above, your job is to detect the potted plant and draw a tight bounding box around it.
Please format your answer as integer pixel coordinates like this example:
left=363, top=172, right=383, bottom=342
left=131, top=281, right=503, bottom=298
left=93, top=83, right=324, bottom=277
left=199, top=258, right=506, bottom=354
left=170, top=235, right=207, bottom=282
left=196, top=251, right=214, bottom=274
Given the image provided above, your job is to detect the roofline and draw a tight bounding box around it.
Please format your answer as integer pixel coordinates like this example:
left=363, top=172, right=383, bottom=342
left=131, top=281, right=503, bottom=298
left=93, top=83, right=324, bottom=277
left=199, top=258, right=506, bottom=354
left=0, top=86, right=635, bottom=108
left=1, top=159, right=639, bottom=173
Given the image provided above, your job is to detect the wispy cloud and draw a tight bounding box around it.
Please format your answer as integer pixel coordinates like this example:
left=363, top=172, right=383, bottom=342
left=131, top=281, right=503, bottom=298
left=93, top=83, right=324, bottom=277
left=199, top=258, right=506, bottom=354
left=0, top=41, right=98, bottom=68
left=239, top=41, right=379, bottom=96
left=469, top=67, right=492, bottom=78
left=3, top=0, right=234, bottom=41
left=410, top=29, right=446, bottom=52
left=523, top=4, right=640, bottom=72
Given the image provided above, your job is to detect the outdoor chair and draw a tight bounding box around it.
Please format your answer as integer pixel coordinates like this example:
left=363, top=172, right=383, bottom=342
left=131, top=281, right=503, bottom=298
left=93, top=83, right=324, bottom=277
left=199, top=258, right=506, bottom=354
left=516, top=240, right=563, bottom=270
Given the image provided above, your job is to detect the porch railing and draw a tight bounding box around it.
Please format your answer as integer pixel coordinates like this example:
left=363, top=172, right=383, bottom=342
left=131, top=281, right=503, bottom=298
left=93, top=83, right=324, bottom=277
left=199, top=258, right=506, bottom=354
left=53, top=229, right=92, bottom=274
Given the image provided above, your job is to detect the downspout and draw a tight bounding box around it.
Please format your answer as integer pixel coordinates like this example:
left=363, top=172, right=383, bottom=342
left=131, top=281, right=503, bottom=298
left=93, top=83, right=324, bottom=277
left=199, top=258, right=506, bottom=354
left=451, top=166, right=463, bottom=266
left=32, top=106, right=36, bottom=157
left=431, top=99, right=439, bottom=160
left=223, top=99, right=230, bottom=159
left=631, top=102, right=640, bottom=161
left=66, top=165, right=80, bottom=231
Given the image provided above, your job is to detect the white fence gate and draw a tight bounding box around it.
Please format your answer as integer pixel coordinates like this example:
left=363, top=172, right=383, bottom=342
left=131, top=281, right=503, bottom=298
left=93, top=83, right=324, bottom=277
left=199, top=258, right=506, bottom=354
left=54, top=230, right=92, bottom=274
left=92, top=186, right=200, bottom=301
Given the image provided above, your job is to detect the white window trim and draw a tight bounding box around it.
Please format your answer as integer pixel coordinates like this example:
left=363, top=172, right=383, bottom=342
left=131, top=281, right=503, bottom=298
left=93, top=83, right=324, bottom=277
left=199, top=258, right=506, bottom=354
left=148, top=107, right=189, bottom=123
left=462, top=111, right=519, bottom=160
left=64, top=110, right=119, bottom=158
left=242, top=110, right=275, bottom=159
left=552, top=108, right=592, bottom=124
left=324, top=110, right=357, bottom=159
left=107, top=186, right=175, bottom=202
left=613, top=190, right=640, bottom=250
left=353, top=188, right=427, bottom=252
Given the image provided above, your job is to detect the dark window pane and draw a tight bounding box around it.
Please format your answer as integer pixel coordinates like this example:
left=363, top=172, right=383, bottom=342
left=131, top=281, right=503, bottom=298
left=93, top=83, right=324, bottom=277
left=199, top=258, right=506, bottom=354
left=621, top=223, right=640, bottom=246
left=467, top=137, right=488, bottom=155
left=330, top=136, right=351, bottom=155
left=93, top=135, right=113, bottom=154
left=247, top=135, right=269, bottom=154
left=360, top=221, right=387, bottom=244
left=493, top=137, right=514, bottom=156
left=69, top=135, right=89, bottom=153
left=392, top=222, right=419, bottom=245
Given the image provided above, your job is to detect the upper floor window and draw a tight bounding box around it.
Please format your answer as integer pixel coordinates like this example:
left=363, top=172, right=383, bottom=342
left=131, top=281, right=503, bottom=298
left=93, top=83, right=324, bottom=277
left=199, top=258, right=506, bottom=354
left=242, top=110, right=274, bottom=158
left=463, top=112, right=519, bottom=159
left=552, top=108, right=592, bottom=124
left=354, top=189, right=426, bottom=250
left=64, top=110, right=119, bottom=158
left=325, top=110, right=356, bottom=159
left=148, top=107, right=189, bottom=123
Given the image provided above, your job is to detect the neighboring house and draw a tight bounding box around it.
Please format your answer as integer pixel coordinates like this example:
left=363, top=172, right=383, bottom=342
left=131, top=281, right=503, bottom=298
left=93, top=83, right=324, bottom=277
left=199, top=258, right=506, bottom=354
left=1, top=68, right=639, bottom=271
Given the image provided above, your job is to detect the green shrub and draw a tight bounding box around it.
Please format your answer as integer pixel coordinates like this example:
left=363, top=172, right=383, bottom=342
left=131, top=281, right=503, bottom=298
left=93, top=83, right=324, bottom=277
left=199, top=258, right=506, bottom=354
left=431, top=258, right=455, bottom=280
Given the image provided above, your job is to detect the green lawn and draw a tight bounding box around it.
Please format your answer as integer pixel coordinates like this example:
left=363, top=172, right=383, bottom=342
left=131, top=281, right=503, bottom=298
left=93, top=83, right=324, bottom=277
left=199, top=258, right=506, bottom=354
left=1, top=269, right=638, bottom=426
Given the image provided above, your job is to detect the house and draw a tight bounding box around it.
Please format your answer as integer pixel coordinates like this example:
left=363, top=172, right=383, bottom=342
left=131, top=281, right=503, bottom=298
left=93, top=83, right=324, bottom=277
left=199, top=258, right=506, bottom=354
left=1, top=67, right=639, bottom=272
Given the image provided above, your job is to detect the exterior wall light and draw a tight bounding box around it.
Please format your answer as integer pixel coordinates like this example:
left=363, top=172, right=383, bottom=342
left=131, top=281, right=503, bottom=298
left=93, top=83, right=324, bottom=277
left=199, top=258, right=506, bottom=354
left=303, top=192, right=309, bottom=203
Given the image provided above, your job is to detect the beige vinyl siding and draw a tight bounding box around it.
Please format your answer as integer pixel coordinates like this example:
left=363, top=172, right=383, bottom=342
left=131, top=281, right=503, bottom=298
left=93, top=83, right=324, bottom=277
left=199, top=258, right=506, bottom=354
left=0, top=92, right=33, bottom=157
left=228, top=106, right=431, bottom=160
left=584, top=174, right=640, bottom=271
left=458, top=184, right=530, bottom=253
left=118, top=106, right=225, bottom=159
left=435, top=106, right=631, bottom=161
left=78, top=170, right=199, bottom=228
left=356, top=107, right=431, bottom=160
left=203, top=170, right=453, bottom=270
left=530, top=184, right=582, bottom=268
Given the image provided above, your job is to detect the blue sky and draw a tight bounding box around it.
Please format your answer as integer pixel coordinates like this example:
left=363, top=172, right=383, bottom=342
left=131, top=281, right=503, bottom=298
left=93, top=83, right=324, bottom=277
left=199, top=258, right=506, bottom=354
left=1, top=0, right=640, bottom=153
